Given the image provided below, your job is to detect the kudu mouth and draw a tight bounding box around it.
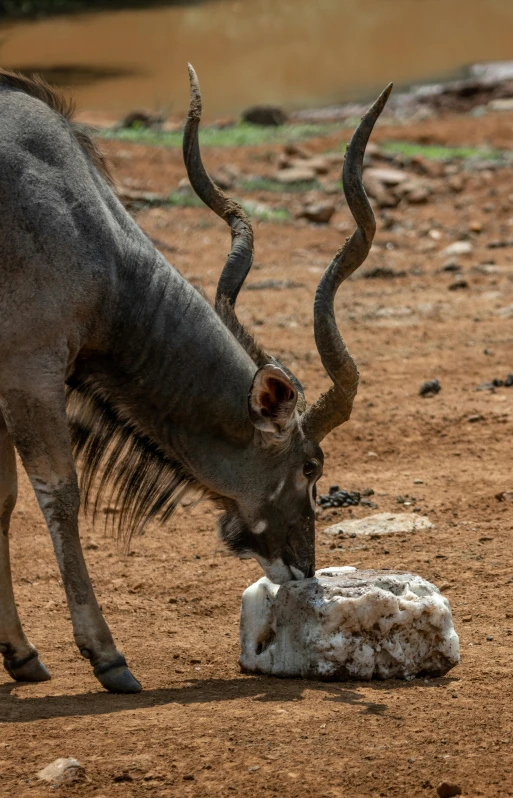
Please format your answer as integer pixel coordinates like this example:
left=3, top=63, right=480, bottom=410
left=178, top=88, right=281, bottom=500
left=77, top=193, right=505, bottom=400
left=184, top=63, right=392, bottom=443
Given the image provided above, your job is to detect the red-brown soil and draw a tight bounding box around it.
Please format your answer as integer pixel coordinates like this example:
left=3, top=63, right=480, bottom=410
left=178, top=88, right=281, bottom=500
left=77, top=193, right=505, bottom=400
left=3, top=111, right=513, bottom=798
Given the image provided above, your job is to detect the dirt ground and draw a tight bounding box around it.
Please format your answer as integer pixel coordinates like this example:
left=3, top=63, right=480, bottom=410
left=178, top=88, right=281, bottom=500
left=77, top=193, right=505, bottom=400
left=3, top=108, right=513, bottom=798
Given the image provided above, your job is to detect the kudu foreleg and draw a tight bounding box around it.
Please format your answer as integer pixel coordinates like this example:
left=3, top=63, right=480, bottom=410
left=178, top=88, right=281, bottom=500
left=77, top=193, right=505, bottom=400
left=0, top=411, right=51, bottom=682
left=0, top=380, right=141, bottom=693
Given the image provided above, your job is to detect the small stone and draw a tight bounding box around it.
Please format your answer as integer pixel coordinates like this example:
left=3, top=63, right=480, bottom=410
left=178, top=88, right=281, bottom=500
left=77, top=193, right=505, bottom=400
left=462, top=616, right=472, bottom=623
left=276, top=166, right=316, bottom=184
left=242, top=105, right=287, bottom=126
left=113, top=770, right=133, bottom=783
left=411, top=156, right=444, bottom=178
left=405, top=185, right=430, bottom=204
left=284, top=142, right=313, bottom=159
left=365, top=177, right=399, bottom=208
left=469, top=220, right=483, bottom=233
left=211, top=164, right=239, bottom=190
left=296, top=156, right=330, bottom=174
left=37, top=758, right=87, bottom=787
left=183, top=774, right=195, bottom=781
left=119, top=110, right=164, bottom=130
left=364, top=167, right=408, bottom=186
left=496, top=491, right=513, bottom=503
left=448, top=175, right=465, bottom=192
left=419, top=379, right=441, bottom=396
left=488, top=97, right=513, bottom=112
left=177, top=177, right=194, bottom=196
left=323, top=512, right=432, bottom=538
left=324, top=152, right=346, bottom=166
left=298, top=201, right=336, bottom=224
left=442, top=259, right=461, bottom=272
left=437, top=782, right=462, bottom=798
left=448, top=279, right=469, bottom=290
left=442, top=241, right=473, bottom=256
left=413, top=479, right=424, bottom=484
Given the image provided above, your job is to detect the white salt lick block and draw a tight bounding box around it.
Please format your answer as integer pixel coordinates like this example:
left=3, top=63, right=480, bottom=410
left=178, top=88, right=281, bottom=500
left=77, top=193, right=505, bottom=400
left=240, top=568, right=459, bottom=681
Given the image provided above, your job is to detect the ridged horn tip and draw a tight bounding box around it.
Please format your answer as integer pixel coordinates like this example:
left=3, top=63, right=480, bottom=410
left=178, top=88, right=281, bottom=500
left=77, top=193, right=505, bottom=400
left=186, top=63, right=201, bottom=120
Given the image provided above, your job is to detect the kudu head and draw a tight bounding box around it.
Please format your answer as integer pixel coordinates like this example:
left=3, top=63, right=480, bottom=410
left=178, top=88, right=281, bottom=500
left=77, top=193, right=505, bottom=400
left=183, top=65, right=392, bottom=583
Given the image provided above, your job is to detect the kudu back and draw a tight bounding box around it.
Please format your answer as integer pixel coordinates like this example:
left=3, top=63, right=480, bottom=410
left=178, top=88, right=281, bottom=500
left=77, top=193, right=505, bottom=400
left=0, top=65, right=391, bottom=692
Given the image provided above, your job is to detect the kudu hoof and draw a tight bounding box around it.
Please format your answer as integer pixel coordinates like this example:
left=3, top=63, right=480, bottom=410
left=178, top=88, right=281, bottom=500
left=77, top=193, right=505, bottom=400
left=94, top=654, right=142, bottom=694
left=4, top=650, right=51, bottom=683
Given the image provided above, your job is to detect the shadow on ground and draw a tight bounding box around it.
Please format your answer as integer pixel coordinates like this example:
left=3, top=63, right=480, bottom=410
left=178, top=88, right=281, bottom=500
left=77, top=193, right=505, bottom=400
left=0, top=674, right=458, bottom=724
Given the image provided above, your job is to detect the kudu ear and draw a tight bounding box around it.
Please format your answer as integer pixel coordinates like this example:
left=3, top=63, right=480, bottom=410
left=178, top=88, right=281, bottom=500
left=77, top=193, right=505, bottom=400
left=248, top=365, right=298, bottom=434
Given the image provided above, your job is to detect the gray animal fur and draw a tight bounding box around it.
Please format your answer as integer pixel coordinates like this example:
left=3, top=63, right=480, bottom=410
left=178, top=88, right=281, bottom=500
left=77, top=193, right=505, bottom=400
left=0, top=68, right=388, bottom=692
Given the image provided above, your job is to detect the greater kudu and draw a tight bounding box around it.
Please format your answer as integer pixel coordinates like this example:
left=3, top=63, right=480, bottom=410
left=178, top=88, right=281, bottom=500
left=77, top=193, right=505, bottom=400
left=0, top=65, right=391, bottom=692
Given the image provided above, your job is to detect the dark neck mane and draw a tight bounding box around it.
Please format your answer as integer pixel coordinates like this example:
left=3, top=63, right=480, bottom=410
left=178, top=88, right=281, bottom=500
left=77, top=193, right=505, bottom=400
left=66, top=233, right=257, bottom=542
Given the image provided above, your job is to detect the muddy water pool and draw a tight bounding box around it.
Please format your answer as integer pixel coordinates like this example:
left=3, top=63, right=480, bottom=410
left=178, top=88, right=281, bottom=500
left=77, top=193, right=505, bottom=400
left=1, top=0, right=513, bottom=115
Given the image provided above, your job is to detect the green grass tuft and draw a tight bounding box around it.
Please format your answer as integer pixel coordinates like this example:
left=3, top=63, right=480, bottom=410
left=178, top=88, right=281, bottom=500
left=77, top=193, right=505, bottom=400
left=239, top=200, right=290, bottom=222
left=166, top=192, right=204, bottom=209
left=164, top=191, right=289, bottom=222
left=239, top=176, right=320, bottom=193
left=381, top=140, right=507, bottom=162
left=99, top=121, right=345, bottom=149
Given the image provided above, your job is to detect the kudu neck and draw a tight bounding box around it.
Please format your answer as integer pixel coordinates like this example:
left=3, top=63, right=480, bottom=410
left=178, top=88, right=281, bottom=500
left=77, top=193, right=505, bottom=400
left=105, top=228, right=257, bottom=454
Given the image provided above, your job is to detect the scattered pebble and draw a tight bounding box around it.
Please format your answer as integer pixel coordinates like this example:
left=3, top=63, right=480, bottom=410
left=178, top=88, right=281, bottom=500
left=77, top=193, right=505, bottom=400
left=246, top=279, right=304, bottom=291
left=364, top=166, right=408, bottom=186
left=242, top=105, right=286, bottom=126
left=297, top=201, right=336, bottom=224
left=276, top=166, right=316, bottom=183
left=363, top=266, right=406, bottom=279
left=442, top=241, right=473, bottom=256
left=496, top=492, right=513, bottom=503
left=318, top=486, right=361, bottom=509
left=419, top=379, right=441, bottom=396
left=113, top=770, right=133, bottom=783
left=37, top=758, right=87, bottom=787
left=437, top=782, right=462, bottom=798
left=448, top=279, right=469, bottom=290
left=475, top=375, right=513, bottom=391
left=118, top=110, right=164, bottom=130
left=323, top=512, right=432, bottom=538
left=442, top=260, right=461, bottom=272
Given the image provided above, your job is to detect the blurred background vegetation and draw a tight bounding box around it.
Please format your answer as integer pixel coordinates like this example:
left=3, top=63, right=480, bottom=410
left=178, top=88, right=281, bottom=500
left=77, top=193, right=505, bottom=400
left=0, top=0, right=202, bottom=17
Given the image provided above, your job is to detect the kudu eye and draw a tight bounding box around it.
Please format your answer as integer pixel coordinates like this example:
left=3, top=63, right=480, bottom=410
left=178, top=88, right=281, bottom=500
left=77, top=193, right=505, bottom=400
left=303, top=459, right=320, bottom=479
